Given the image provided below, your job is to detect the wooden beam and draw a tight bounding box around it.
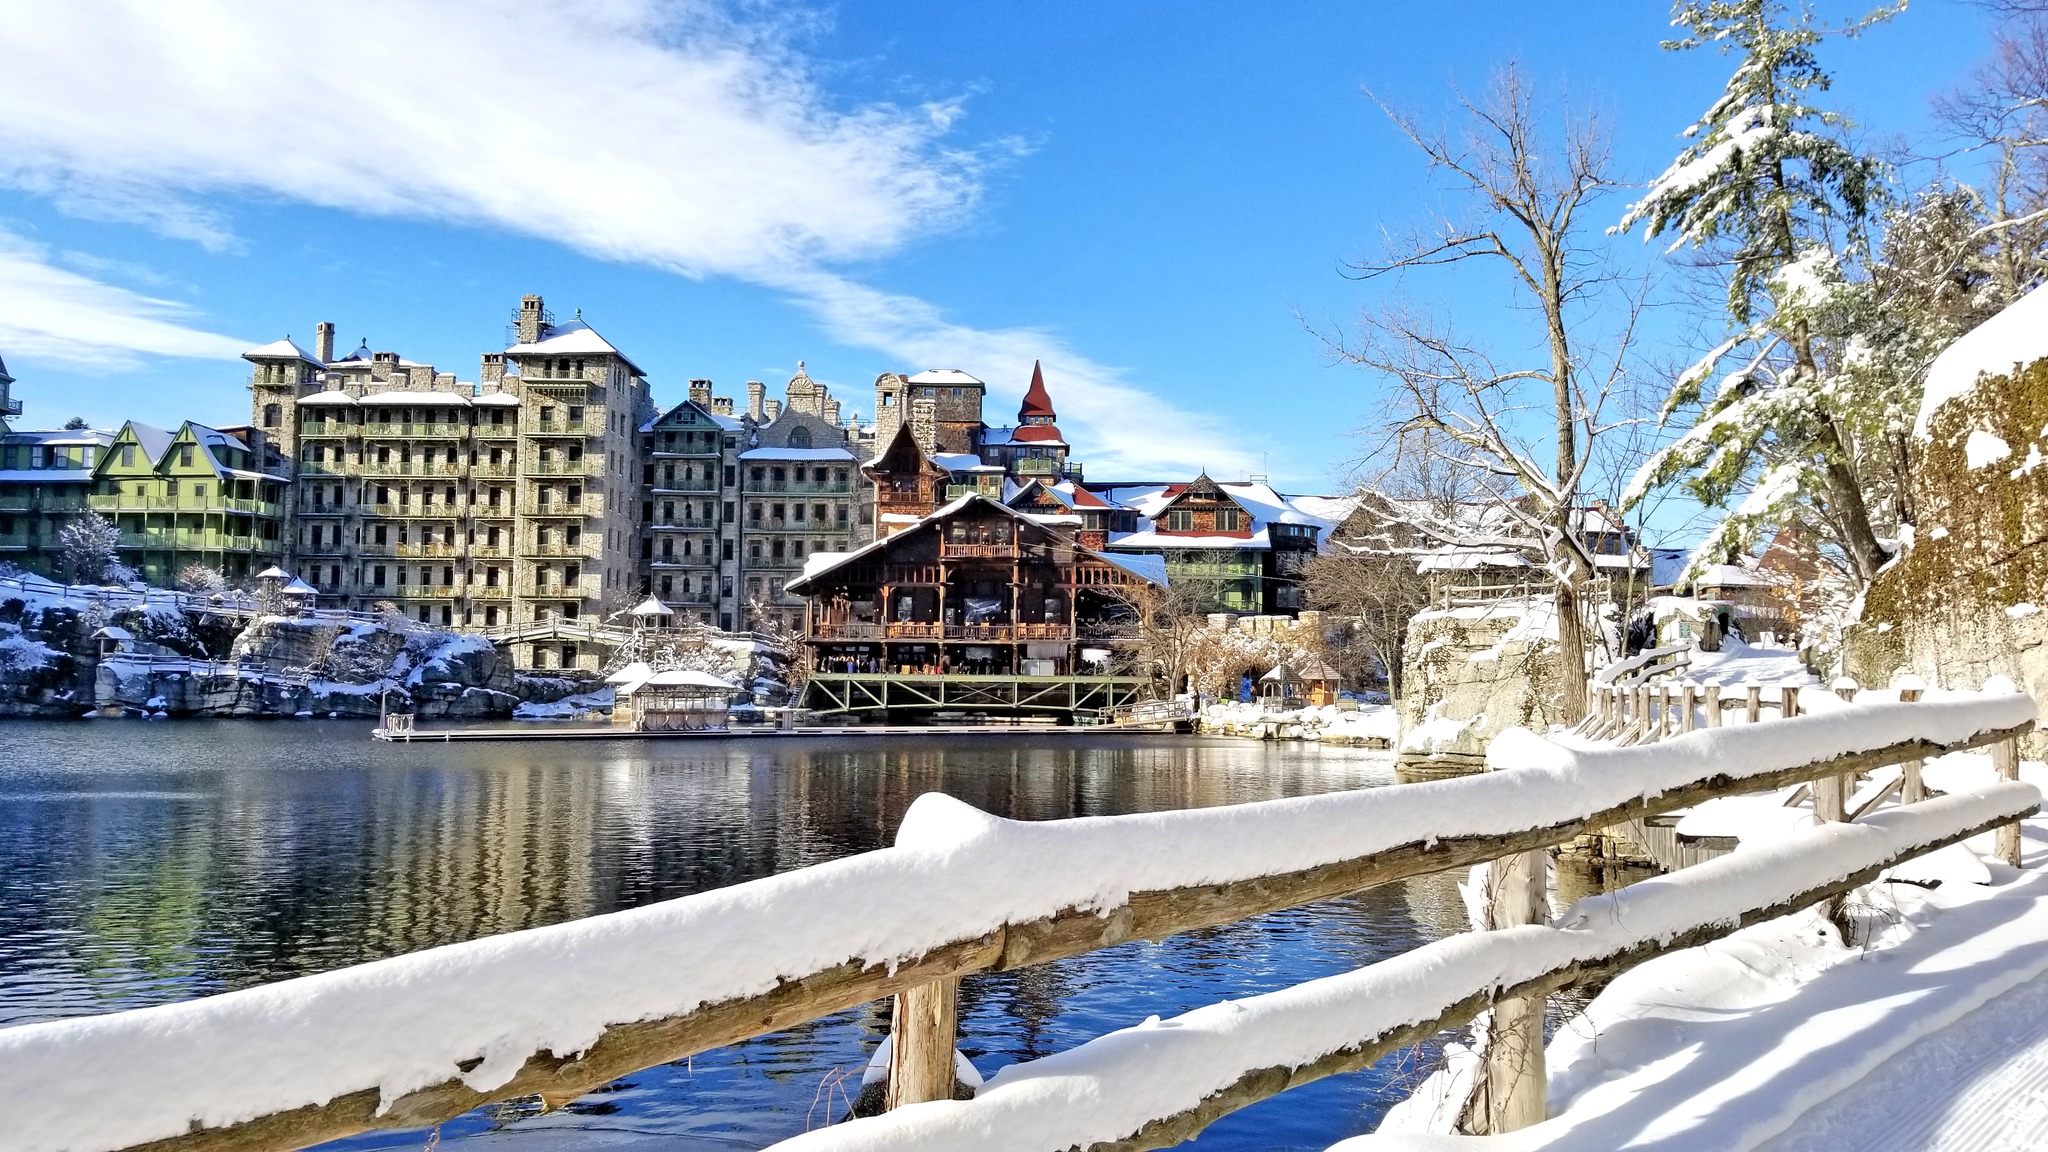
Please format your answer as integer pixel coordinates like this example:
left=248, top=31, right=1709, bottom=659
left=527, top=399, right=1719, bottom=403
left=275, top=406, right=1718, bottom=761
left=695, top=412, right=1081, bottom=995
left=1465, top=848, right=1547, bottom=1134
left=1086, top=807, right=2032, bottom=1152
left=120, top=722, right=2034, bottom=1152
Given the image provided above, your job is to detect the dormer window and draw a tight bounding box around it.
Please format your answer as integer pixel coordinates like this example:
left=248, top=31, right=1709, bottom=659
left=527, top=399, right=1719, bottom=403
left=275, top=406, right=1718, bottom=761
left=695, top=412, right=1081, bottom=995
left=1215, top=509, right=1241, bottom=531
left=1166, top=510, right=1194, bottom=532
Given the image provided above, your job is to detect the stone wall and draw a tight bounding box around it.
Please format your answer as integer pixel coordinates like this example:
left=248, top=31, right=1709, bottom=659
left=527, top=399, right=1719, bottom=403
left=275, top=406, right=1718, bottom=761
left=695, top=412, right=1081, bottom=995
left=1847, top=357, right=2048, bottom=752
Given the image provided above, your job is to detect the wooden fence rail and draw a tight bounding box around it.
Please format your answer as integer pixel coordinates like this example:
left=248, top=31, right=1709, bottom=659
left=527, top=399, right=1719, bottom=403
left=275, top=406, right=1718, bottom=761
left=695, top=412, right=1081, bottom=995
left=0, top=693, right=2035, bottom=1152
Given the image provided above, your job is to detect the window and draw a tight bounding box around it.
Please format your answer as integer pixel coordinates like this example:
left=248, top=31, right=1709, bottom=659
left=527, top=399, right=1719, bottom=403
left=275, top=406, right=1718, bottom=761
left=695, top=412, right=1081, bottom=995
left=722, top=539, right=734, bottom=560
left=372, top=565, right=387, bottom=587
left=1214, top=509, right=1241, bottom=531
left=568, top=406, right=584, bottom=426
left=120, top=444, right=135, bottom=467
left=1166, top=509, right=1194, bottom=532
left=263, top=403, right=280, bottom=428
left=789, top=427, right=812, bottom=449
left=177, top=445, right=193, bottom=467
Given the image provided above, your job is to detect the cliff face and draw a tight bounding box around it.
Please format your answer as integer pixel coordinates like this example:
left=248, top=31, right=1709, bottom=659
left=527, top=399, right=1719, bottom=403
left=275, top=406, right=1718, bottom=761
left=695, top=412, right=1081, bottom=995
left=1397, top=597, right=1563, bottom=774
left=0, top=587, right=522, bottom=720
left=1848, top=351, right=2048, bottom=751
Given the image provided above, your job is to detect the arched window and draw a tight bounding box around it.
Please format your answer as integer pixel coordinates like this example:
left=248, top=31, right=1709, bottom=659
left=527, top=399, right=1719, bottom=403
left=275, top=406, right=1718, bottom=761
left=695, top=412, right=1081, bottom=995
left=788, top=426, right=812, bottom=449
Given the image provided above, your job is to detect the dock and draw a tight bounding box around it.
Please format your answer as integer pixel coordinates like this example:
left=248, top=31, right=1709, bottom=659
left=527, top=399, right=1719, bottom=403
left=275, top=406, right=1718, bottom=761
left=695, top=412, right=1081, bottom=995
left=370, top=718, right=1187, bottom=742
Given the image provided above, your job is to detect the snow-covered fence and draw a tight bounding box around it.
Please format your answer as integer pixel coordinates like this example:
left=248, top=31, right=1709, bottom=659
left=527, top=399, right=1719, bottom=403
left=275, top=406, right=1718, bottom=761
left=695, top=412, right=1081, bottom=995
left=0, top=692, right=2035, bottom=1152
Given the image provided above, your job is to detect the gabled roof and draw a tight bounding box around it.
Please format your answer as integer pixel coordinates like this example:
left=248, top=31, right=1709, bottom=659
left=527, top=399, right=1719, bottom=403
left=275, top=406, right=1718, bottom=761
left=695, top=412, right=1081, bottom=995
left=243, top=337, right=324, bottom=366
left=505, top=319, right=644, bottom=375
left=1019, top=360, right=1055, bottom=418
left=864, top=420, right=945, bottom=476
left=787, top=493, right=1168, bottom=596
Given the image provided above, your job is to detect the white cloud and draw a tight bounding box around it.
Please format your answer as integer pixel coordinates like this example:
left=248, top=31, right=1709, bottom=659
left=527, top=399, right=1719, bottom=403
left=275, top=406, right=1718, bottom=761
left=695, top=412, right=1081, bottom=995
left=0, top=0, right=1248, bottom=475
left=775, top=270, right=1260, bottom=478
left=0, top=229, right=247, bottom=368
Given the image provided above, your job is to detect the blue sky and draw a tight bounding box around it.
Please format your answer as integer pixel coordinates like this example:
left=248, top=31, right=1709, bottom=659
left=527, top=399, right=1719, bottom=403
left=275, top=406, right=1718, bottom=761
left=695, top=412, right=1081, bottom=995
left=0, top=0, right=2002, bottom=524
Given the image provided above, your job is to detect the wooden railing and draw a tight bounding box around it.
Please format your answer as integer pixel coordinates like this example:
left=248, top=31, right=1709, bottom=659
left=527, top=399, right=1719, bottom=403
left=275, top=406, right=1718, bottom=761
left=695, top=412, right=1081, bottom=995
left=0, top=690, right=2034, bottom=1152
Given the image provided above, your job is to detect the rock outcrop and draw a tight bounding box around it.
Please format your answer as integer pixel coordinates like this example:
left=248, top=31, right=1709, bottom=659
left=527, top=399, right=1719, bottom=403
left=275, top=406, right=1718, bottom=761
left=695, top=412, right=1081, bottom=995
left=1397, top=597, right=1564, bottom=774
left=1848, top=313, right=2048, bottom=752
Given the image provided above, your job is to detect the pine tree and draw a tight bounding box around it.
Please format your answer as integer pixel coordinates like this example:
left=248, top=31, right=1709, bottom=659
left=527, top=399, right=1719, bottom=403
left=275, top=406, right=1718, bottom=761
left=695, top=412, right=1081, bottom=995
left=1619, top=0, right=1901, bottom=583
left=55, top=511, right=124, bottom=585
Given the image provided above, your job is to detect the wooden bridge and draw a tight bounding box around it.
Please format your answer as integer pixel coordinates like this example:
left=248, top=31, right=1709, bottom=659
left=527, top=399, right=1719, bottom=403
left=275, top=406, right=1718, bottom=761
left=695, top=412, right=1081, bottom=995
left=0, top=685, right=2036, bottom=1152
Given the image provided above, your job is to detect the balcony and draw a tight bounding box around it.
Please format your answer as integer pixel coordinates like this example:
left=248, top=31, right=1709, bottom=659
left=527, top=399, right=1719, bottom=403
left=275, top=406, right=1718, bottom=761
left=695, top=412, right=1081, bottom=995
left=648, top=517, right=718, bottom=531
left=468, top=544, right=514, bottom=559
left=391, top=541, right=465, bottom=558
left=745, top=481, right=852, bottom=494
left=364, top=503, right=469, bottom=520
left=521, top=420, right=589, bottom=437
left=469, top=584, right=510, bottom=600
left=295, top=461, right=349, bottom=477
left=362, top=422, right=470, bottom=438
left=520, top=541, right=600, bottom=559
left=939, top=541, right=1017, bottom=560
left=473, top=503, right=515, bottom=519
left=522, top=458, right=597, bottom=477
left=517, top=502, right=592, bottom=518
left=221, top=498, right=285, bottom=516
left=648, top=480, right=720, bottom=494
left=514, top=580, right=600, bottom=600
left=298, top=423, right=354, bottom=439
left=476, top=422, right=518, bottom=439
left=472, top=462, right=516, bottom=479
left=385, top=584, right=463, bottom=600
left=362, top=460, right=465, bottom=478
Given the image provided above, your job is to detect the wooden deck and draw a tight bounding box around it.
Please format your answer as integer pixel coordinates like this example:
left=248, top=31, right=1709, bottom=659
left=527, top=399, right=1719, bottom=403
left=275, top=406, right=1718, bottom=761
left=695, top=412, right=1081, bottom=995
left=371, top=718, right=1182, bottom=742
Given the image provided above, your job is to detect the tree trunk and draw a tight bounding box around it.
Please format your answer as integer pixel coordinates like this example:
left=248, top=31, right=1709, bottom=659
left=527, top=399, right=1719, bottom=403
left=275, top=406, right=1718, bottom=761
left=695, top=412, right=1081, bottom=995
left=1553, top=569, right=1589, bottom=725
left=1815, top=422, right=1889, bottom=583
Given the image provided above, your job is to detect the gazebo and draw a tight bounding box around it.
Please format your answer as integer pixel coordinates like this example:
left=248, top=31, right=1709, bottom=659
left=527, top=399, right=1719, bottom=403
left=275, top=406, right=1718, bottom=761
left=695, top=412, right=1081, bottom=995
left=1260, top=660, right=1343, bottom=710
left=282, top=577, right=319, bottom=614
left=612, top=667, right=735, bottom=732
left=629, top=598, right=674, bottom=629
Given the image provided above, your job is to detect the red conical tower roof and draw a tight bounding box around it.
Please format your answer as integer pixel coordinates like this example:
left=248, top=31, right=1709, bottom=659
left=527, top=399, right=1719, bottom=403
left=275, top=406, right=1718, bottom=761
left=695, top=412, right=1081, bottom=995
left=1019, top=360, right=1056, bottom=420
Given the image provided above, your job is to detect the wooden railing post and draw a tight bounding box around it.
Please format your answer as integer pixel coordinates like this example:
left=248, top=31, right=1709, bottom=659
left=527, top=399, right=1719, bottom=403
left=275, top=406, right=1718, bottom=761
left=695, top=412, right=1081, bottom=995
left=886, top=977, right=961, bottom=1110
left=1897, top=677, right=1926, bottom=804
left=1466, top=848, right=1547, bottom=1134
left=1680, top=685, right=1697, bottom=734
left=1747, top=684, right=1762, bottom=724
left=1995, top=737, right=2023, bottom=868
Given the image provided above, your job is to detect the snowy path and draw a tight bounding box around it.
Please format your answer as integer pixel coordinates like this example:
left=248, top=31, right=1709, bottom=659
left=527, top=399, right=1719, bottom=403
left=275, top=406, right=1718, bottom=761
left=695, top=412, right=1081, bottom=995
left=1753, top=939, right=2048, bottom=1152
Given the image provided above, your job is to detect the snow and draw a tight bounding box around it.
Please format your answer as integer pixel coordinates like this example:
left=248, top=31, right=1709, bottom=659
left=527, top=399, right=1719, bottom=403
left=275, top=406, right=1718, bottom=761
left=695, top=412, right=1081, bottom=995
left=1965, top=429, right=2012, bottom=469
left=1419, top=551, right=1531, bottom=572
left=350, top=390, right=473, bottom=406
left=1917, top=283, right=2048, bottom=438
left=738, top=446, right=855, bottom=461
left=1198, top=700, right=1400, bottom=744
left=503, top=320, right=642, bottom=374
left=292, top=390, right=358, bottom=406
left=242, top=336, right=324, bottom=365
left=1363, top=760, right=2048, bottom=1152
left=905, top=369, right=984, bottom=386
left=765, top=784, right=2038, bottom=1152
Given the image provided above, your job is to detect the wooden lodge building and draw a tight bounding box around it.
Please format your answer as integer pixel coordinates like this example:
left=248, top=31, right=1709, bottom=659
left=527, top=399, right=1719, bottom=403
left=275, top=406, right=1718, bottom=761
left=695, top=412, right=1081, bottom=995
left=785, top=493, right=1166, bottom=721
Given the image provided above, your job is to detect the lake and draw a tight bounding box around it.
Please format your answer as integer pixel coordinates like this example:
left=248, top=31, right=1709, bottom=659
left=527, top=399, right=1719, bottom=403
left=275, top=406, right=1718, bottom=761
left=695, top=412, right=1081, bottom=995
left=0, top=720, right=1476, bottom=1151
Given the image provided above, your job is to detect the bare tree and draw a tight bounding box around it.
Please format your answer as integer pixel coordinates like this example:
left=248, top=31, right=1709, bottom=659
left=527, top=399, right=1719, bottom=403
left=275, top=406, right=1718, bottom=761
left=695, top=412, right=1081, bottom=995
left=1093, top=581, right=1209, bottom=701
left=1330, top=66, right=1642, bottom=723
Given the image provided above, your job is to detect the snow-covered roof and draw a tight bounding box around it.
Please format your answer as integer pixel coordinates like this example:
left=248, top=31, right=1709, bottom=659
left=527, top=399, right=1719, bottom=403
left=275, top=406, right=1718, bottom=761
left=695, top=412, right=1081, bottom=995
left=295, top=390, right=359, bottom=406
left=606, top=661, right=655, bottom=687
left=2, top=428, right=114, bottom=446
left=1694, top=562, right=1774, bottom=589
left=126, top=422, right=175, bottom=464
left=738, top=446, right=854, bottom=462
left=0, top=469, right=94, bottom=483
left=1918, top=282, right=2048, bottom=437
left=283, top=578, right=319, bottom=596
left=979, top=428, right=1013, bottom=447
left=907, top=369, right=983, bottom=386
left=243, top=337, right=324, bottom=366
left=505, top=320, right=644, bottom=375
left=1099, top=552, right=1169, bottom=585
left=355, top=391, right=473, bottom=407
left=932, top=451, right=987, bottom=471
left=255, top=566, right=292, bottom=580
left=94, top=626, right=134, bottom=641
left=789, top=493, right=1169, bottom=594
left=472, top=391, right=522, bottom=407
left=629, top=597, right=672, bottom=617
left=643, top=669, right=734, bottom=689
left=1107, top=528, right=1271, bottom=550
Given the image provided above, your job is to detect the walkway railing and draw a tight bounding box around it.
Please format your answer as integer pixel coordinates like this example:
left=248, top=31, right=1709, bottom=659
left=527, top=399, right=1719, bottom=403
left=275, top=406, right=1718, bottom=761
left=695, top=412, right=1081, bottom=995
left=0, top=688, right=2034, bottom=1152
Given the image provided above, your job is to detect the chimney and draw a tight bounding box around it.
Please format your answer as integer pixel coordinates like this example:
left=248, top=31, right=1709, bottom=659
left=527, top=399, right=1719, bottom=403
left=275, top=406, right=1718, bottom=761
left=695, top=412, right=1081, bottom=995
left=689, top=379, right=713, bottom=405
left=909, top=396, right=937, bottom=454
left=822, top=397, right=841, bottom=426
left=371, top=351, right=398, bottom=382
left=314, top=322, right=335, bottom=363
left=517, top=295, right=547, bottom=343
left=481, top=353, right=505, bottom=384
left=763, top=398, right=782, bottom=422
left=711, top=396, right=734, bottom=415
left=746, top=380, right=765, bottom=420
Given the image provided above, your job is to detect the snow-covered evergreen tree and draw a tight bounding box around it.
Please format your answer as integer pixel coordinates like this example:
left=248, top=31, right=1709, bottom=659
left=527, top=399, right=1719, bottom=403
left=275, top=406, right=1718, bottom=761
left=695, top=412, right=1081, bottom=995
left=1619, top=0, right=1902, bottom=584
left=55, top=511, right=128, bottom=585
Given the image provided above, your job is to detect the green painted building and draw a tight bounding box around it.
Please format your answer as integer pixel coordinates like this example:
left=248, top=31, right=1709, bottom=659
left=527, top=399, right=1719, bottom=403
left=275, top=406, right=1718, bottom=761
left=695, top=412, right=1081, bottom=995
left=88, top=421, right=291, bottom=584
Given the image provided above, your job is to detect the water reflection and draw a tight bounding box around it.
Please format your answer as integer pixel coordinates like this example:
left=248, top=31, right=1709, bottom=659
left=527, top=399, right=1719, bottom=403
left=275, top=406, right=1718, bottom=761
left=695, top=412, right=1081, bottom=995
left=0, top=721, right=1471, bottom=1151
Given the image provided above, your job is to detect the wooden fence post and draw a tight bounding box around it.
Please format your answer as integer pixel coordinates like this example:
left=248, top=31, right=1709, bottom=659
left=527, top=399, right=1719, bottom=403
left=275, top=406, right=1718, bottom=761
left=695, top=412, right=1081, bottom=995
left=1815, top=679, right=1859, bottom=826
left=1466, top=848, right=1547, bottom=1134
left=1995, top=737, right=2023, bottom=868
left=1680, top=685, right=1697, bottom=734
left=1897, top=677, right=1926, bottom=805
left=1705, top=687, right=1721, bottom=728
left=1747, top=684, right=1761, bottom=724
left=886, top=977, right=961, bottom=1109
